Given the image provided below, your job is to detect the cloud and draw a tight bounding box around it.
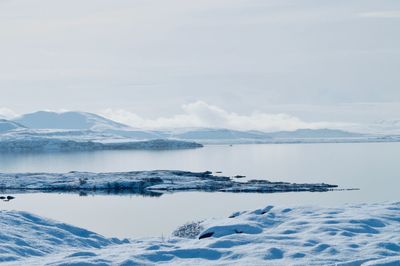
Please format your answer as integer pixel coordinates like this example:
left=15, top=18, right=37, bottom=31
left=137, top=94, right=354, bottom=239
left=0, top=107, right=18, bottom=119
left=100, top=101, right=351, bottom=132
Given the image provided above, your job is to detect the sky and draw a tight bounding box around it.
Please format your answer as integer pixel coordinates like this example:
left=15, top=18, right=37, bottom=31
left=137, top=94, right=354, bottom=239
left=0, top=0, right=399, bottom=131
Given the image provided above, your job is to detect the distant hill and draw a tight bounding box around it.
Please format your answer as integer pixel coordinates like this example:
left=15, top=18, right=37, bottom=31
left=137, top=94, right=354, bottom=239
left=0, top=119, right=26, bottom=132
left=167, top=128, right=363, bottom=142
left=14, top=111, right=130, bottom=130
left=170, top=128, right=269, bottom=140
left=266, top=128, right=364, bottom=139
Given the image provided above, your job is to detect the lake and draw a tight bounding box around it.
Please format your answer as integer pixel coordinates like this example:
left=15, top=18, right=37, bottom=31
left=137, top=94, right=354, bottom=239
left=1, top=142, right=399, bottom=238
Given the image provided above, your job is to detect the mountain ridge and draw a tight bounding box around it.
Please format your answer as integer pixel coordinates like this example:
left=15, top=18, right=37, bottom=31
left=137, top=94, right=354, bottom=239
left=14, top=111, right=130, bottom=130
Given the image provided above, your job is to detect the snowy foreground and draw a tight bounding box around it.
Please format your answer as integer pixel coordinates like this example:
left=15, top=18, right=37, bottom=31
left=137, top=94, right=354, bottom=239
left=0, top=170, right=337, bottom=194
left=1, top=202, right=399, bottom=265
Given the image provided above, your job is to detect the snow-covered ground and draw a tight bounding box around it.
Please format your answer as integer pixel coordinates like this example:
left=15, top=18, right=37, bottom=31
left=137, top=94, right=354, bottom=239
left=0, top=170, right=338, bottom=194
left=1, top=202, right=399, bottom=265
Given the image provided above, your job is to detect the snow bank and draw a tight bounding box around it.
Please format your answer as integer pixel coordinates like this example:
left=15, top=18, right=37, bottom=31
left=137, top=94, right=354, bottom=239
left=1, top=202, right=399, bottom=265
left=0, top=211, right=128, bottom=263
left=0, top=170, right=337, bottom=194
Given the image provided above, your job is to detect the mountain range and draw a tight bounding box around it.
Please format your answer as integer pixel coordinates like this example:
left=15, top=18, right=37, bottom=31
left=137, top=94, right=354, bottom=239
left=14, top=111, right=128, bottom=130
left=0, top=111, right=369, bottom=143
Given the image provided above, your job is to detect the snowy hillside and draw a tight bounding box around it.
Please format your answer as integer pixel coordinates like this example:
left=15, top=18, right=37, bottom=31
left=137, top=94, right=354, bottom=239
left=1, top=202, right=399, bottom=265
left=0, top=113, right=203, bottom=152
left=0, top=119, right=25, bottom=132
left=14, top=111, right=130, bottom=130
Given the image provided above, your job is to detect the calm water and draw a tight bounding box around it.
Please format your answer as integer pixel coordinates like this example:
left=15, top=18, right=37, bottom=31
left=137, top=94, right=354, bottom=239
left=1, top=143, right=399, bottom=238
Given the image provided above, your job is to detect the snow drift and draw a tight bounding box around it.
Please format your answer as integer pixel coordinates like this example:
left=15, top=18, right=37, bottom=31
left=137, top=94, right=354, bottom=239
left=1, top=202, right=399, bottom=265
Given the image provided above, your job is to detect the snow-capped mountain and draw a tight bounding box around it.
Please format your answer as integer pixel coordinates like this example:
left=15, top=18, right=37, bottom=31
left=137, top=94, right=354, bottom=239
left=8, top=111, right=365, bottom=141
left=1, top=112, right=201, bottom=152
left=0, top=119, right=26, bottom=132
left=14, top=111, right=130, bottom=131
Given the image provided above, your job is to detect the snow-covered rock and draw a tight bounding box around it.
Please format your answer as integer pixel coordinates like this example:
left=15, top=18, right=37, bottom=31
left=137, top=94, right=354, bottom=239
left=0, top=170, right=337, bottom=194
left=1, top=202, right=399, bottom=265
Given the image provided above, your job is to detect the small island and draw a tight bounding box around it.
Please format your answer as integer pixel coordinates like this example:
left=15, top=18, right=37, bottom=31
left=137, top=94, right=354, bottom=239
left=0, top=170, right=338, bottom=195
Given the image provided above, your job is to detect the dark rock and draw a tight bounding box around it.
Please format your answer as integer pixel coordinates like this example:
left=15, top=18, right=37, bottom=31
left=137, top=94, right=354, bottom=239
left=199, top=232, right=214, bottom=239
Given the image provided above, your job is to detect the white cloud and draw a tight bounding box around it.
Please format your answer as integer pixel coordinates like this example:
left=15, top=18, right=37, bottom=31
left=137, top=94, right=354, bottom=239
left=100, top=101, right=352, bottom=132
left=0, top=107, right=18, bottom=119
left=1, top=0, right=400, bottom=113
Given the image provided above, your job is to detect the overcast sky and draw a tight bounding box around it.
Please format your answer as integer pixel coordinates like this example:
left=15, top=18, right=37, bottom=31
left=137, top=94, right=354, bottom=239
left=0, top=0, right=399, bottom=131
